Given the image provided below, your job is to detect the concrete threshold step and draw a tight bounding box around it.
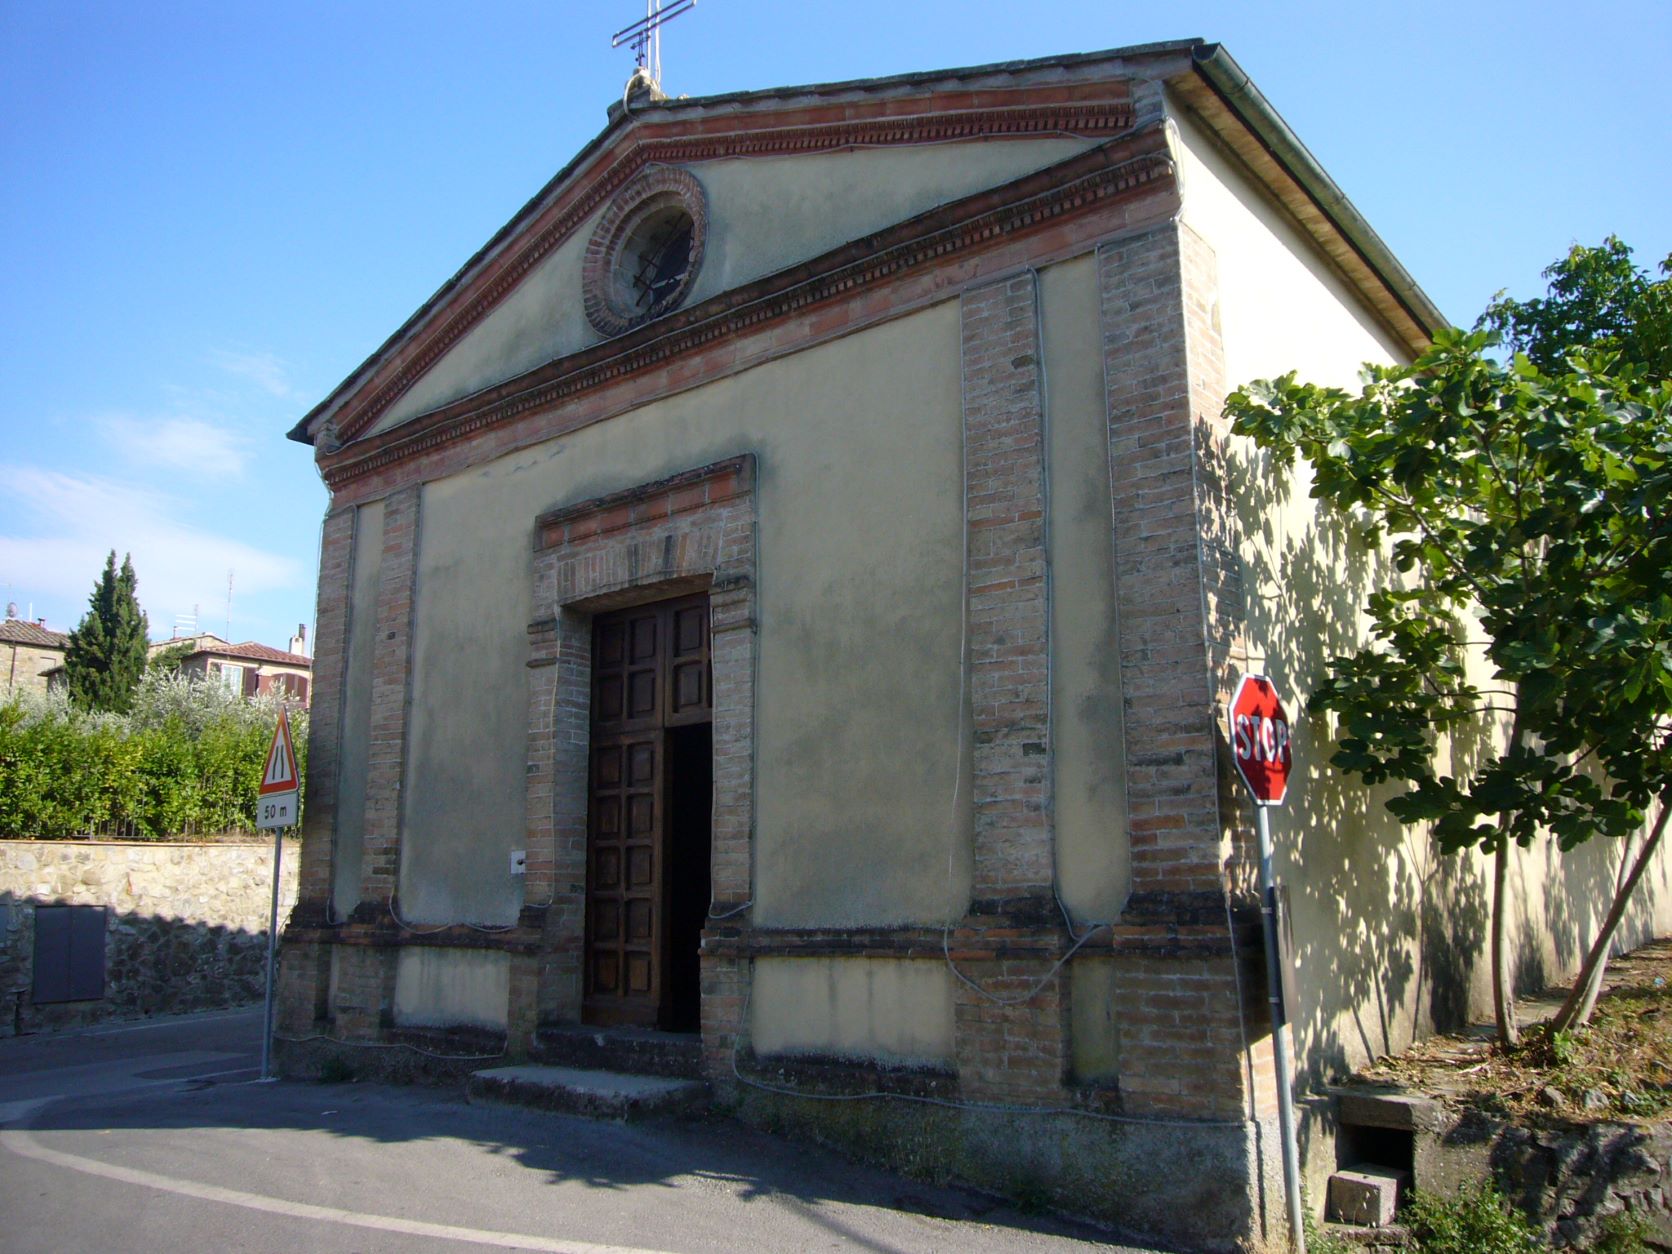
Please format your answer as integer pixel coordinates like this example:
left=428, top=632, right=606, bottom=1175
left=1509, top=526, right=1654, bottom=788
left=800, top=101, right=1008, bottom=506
left=531, top=1024, right=703, bottom=1079
left=467, top=1064, right=708, bottom=1121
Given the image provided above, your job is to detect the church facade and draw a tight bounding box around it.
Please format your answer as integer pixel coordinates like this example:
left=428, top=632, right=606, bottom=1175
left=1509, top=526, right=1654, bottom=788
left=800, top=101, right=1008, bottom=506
left=278, top=41, right=1670, bottom=1248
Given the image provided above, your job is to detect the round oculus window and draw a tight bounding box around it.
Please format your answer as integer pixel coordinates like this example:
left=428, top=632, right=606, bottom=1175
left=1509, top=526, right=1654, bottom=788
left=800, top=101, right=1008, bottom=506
left=583, top=166, right=707, bottom=337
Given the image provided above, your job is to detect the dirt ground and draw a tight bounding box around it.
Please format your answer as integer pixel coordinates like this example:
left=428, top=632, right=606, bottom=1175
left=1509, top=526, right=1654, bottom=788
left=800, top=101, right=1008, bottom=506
left=1348, top=938, right=1672, bottom=1126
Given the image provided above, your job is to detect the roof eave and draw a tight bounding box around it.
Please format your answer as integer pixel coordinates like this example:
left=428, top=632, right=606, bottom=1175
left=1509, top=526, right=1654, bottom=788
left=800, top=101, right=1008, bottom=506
left=1181, top=43, right=1446, bottom=350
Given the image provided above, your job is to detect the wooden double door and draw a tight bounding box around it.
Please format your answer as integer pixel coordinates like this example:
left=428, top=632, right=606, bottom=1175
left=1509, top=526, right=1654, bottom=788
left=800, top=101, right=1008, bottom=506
left=584, top=593, right=712, bottom=1030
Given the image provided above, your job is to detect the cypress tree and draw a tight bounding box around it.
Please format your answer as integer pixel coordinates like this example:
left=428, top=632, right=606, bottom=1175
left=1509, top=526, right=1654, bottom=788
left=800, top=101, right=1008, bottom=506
left=65, top=551, right=151, bottom=713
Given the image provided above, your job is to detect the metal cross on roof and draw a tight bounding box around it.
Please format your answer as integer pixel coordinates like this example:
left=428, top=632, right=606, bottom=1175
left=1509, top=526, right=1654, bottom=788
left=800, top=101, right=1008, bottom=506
left=611, top=0, right=697, bottom=89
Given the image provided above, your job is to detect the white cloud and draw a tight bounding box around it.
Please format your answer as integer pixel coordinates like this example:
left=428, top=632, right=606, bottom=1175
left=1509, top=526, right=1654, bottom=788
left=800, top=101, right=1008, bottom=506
left=210, top=349, right=297, bottom=399
left=99, top=414, right=253, bottom=478
left=0, top=467, right=303, bottom=632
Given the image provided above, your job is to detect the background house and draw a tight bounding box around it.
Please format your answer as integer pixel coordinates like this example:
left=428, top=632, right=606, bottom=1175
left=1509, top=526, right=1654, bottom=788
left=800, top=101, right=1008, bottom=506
left=276, top=41, right=1672, bottom=1249
left=150, top=628, right=313, bottom=704
left=1, top=609, right=68, bottom=698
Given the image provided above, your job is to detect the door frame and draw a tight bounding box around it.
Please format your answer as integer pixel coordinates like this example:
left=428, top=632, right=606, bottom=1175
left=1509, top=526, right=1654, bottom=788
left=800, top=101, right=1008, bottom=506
left=523, top=455, right=757, bottom=1056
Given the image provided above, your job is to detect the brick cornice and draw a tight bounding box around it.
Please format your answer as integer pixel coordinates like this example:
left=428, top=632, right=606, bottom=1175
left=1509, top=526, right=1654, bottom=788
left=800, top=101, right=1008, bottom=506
left=319, top=125, right=1174, bottom=491
left=312, top=83, right=1137, bottom=448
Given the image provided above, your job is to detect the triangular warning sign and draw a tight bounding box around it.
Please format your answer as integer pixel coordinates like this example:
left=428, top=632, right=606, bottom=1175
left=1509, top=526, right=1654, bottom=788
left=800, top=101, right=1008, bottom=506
left=259, top=710, right=299, bottom=796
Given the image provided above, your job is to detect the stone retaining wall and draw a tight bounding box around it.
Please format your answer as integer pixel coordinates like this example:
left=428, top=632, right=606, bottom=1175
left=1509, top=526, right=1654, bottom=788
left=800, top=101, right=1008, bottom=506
left=0, top=838, right=300, bottom=1035
left=1464, top=1112, right=1672, bottom=1248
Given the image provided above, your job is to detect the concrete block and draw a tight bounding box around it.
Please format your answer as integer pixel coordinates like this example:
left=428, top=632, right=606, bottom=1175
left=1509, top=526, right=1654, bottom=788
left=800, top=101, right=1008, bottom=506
left=1329, top=1165, right=1408, bottom=1227
left=1334, top=1086, right=1445, bottom=1132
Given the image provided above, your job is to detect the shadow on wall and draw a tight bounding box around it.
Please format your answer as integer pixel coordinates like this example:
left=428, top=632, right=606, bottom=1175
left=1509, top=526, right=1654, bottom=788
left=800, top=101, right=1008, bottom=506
left=1223, top=437, right=1433, bottom=1092
left=0, top=892, right=284, bottom=1036
left=1223, top=432, right=1670, bottom=1141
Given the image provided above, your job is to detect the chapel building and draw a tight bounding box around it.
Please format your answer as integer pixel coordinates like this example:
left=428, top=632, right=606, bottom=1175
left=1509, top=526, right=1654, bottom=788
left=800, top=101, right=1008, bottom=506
left=278, top=42, right=1663, bottom=1248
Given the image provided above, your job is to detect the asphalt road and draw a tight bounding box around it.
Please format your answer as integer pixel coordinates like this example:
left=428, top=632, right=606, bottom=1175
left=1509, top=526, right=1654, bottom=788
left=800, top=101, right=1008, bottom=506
left=0, top=1008, right=1165, bottom=1253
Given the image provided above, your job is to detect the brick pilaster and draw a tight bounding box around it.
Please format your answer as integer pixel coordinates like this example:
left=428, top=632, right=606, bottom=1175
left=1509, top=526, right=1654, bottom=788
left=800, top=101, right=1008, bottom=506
left=358, top=484, right=421, bottom=908
left=276, top=938, right=329, bottom=1033
left=951, top=955, right=1071, bottom=1105
left=527, top=610, right=588, bottom=1024
left=950, top=272, right=1071, bottom=1104
left=708, top=575, right=755, bottom=910
left=294, top=506, right=355, bottom=918
left=331, top=943, right=393, bottom=1040
left=699, top=952, right=748, bottom=1094
left=1100, top=220, right=1260, bottom=1120
left=960, top=272, right=1053, bottom=905
left=1100, top=221, right=1245, bottom=907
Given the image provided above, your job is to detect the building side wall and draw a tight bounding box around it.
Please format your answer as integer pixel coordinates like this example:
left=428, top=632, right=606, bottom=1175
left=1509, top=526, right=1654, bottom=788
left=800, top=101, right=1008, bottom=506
left=1, top=643, right=64, bottom=697
left=1170, top=97, right=1672, bottom=1201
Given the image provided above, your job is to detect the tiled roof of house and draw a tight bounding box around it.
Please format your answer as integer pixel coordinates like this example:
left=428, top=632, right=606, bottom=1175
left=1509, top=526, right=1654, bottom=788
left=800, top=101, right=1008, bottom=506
left=0, top=619, right=69, bottom=648
left=195, top=640, right=313, bottom=668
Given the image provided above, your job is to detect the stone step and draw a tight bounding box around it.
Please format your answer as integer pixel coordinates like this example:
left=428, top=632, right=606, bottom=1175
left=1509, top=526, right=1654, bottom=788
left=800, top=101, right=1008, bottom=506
left=467, top=1064, right=709, bottom=1121
left=1331, top=1086, right=1445, bottom=1133
left=531, top=1024, right=704, bottom=1079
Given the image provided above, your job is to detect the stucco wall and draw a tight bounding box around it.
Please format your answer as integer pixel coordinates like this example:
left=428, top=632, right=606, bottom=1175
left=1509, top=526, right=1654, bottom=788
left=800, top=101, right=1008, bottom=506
left=392, top=947, right=509, bottom=1030
left=373, top=136, right=1093, bottom=435
left=750, top=957, right=954, bottom=1064
left=393, top=302, right=977, bottom=927
left=1169, top=100, right=1672, bottom=1110
left=0, top=838, right=299, bottom=1034
left=1040, top=254, right=1128, bottom=924
left=2, top=642, right=63, bottom=697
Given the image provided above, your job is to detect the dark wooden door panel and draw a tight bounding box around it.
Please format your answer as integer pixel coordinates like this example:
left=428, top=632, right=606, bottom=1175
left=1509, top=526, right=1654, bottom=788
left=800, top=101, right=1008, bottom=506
left=585, top=731, right=663, bottom=1024
left=584, top=592, right=711, bottom=1029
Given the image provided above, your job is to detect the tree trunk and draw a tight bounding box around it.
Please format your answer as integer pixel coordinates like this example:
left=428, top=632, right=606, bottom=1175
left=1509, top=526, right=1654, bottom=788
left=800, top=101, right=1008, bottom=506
left=1492, top=838, right=1520, bottom=1048
left=1552, top=798, right=1672, bottom=1034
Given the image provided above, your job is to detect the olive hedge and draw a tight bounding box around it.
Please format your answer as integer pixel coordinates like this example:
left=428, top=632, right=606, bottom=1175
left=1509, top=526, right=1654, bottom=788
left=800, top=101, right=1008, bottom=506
left=0, top=675, right=308, bottom=839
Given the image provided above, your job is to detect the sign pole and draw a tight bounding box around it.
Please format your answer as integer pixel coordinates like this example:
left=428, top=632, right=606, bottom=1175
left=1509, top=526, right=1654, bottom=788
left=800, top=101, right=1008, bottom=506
left=260, top=820, right=284, bottom=1083
left=1229, top=674, right=1305, bottom=1253
left=255, top=708, right=299, bottom=1084
left=1256, top=802, right=1306, bottom=1254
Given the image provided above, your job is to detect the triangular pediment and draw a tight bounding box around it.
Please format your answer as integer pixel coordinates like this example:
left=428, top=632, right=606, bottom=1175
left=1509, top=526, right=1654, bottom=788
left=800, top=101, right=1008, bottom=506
left=294, top=40, right=1442, bottom=485
left=292, top=51, right=1175, bottom=453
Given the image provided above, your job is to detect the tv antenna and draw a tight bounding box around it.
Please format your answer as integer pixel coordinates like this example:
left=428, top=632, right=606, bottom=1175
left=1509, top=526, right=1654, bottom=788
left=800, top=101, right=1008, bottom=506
left=612, top=0, right=696, bottom=91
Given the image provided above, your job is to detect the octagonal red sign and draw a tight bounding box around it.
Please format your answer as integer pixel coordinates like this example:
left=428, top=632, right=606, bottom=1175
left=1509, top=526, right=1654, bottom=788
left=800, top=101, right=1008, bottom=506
left=1229, top=674, right=1293, bottom=806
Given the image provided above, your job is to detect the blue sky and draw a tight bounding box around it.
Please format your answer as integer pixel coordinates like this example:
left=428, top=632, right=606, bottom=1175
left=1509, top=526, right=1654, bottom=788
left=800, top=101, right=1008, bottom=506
left=2, top=0, right=1667, bottom=646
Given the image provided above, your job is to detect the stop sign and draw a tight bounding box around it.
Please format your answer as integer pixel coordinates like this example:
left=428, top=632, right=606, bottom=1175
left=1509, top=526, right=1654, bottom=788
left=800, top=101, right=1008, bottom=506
left=1229, top=674, right=1293, bottom=806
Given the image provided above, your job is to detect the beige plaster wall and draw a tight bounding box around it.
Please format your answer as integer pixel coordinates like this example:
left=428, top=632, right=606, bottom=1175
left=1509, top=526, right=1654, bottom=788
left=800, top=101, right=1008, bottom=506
left=1040, top=254, right=1128, bottom=925
left=392, top=947, right=510, bottom=1030
left=688, top=141, right=1090, bottom=304
left=2, top=643, right=63, bottom=697
left=375, top=136, right=1092, bottom=435
left=395, top=303, right=972, bottom=927
left=750, top=957, right=954, bottom=1064
left=331, top=500, right=382, bottom=916
left=1168, top=101, right=1672, bottom=1106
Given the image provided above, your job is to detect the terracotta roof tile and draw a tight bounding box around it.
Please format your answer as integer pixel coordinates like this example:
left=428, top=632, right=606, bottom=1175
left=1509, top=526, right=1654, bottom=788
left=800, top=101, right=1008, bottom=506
left=197, top=640, right=313, bottom=667
left=0, top=619, right=69, bottom=648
